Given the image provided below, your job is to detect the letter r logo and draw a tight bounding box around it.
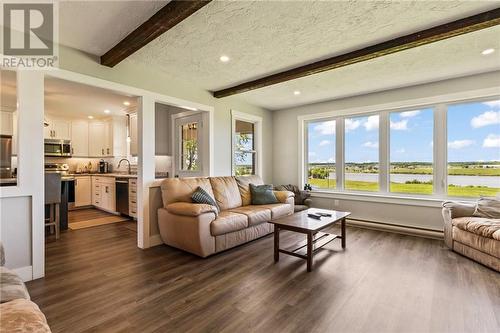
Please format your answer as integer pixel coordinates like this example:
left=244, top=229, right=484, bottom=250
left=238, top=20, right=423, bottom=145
left=3, top=3, right=54, bottom=56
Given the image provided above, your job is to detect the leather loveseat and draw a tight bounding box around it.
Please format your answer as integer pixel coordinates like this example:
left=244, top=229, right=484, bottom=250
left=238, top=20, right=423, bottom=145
left=157, top=175, right=294, bottom=257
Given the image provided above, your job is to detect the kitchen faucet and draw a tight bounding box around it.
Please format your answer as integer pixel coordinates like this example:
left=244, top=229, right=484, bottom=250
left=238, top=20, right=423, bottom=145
left=117, top=158, right=131, bottom=174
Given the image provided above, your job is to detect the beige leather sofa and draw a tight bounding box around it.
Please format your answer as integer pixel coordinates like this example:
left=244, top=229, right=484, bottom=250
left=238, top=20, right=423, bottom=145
left=0, top=243, right=51, bottom=332
left=442, top=201, right=499, bottom=271
left=158, top=175, right=294, bottom=257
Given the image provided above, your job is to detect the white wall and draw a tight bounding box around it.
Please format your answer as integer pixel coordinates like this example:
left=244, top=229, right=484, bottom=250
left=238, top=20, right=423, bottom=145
left=272, top=71, right=500, bottom=232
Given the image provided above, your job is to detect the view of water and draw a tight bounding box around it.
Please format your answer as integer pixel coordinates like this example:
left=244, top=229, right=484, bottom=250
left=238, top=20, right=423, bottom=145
left=342, top=173, right=500, bottom=187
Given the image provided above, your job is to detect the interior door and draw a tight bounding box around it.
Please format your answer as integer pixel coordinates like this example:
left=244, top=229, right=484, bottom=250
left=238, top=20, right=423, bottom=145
left=174, top=113, right=205, bottom=178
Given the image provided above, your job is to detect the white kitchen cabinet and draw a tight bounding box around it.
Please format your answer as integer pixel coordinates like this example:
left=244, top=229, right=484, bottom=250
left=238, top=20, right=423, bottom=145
left=89, top=121, right=113, bottom=157
left=92, top=176, right=116, bottom=212
left=128, top=178, right=137, bottom=218
left=71, top=121, right=89, bottom=157
left=0, top=111, right=14, bottom=136
left=45, top=119, right=71, bottom=140
left=129, top=113, right=138, bottom=156
left=111, top=116, right=127, bottom=158
left=74, top=176, right=91, bottom=207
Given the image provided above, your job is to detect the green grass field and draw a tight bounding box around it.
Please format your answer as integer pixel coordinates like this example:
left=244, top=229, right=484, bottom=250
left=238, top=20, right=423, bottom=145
left=308, top=178, right=500, bottom=197
left=354, top=167, right=500, bottom=176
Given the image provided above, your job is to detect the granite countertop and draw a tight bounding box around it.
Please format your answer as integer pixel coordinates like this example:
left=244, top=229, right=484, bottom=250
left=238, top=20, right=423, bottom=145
left=69, top=173, right=138, bottom=178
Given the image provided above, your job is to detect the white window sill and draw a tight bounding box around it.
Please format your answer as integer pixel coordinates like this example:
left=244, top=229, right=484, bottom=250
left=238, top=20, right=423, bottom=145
left=309, top=190, right=475, bottom=208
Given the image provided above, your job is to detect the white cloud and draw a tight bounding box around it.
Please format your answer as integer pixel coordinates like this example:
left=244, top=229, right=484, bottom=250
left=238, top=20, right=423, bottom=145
left=396, top=148, right=406, bottom=153
left=362, top=141, right=379, bottom=149
left=429, top=141, right=433, bottom=147
left=314, top=120, right=335, bottom=135
left=400, top=110, right=421, bottom=118
left=308, top=151, right=316, bottom=157
left=319, top=140, right=330, bottom=146
left=448, top=139, right=475, bottom=149
left=471, top=111, right=500, bottom=128
left=483, top=134, right=500, bottom=148
left=345, top=119, right=360, bottom=132
left=363, top=115, right=379, bottom=131
left=482, top=100, right=500, bottom=108
left=390, top=119, right=408, bottom=130
left=327, top=157, right=335, bottom=163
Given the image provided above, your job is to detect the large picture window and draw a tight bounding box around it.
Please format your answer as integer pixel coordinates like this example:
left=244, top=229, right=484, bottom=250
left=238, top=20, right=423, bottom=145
left=307, top=120, right=336, bottom=189
left=447, top=100, right=500, bottom=197
left=390, top=109, right=433, bottom=195
left=302, top=96, right=500, bottom=199
left=344, top=115, right=379, bottom=192
left=232, top=111, right=262, bottom=177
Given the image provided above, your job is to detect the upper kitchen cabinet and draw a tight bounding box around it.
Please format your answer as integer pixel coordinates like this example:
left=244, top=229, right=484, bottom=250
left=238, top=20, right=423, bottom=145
left=71, top=120, right=89, bottom=157
left=0, top=111, right=14, bottom=136
left=111, top=116, right=127, bottom=158
left=129, top=113, right=138, bottom=157
left=44, top=118, right=71, bottom=140
left=88, top=121, right=110, bottom=157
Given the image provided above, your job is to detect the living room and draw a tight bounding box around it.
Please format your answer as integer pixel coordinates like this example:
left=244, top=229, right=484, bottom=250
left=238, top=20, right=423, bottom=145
left=0, top=1, right=499, bottom=332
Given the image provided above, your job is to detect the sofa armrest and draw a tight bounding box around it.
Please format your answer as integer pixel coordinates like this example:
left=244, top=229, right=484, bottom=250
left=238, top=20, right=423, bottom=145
left=166, top=202, right=218, bottom=217
left=441, top=201, right=476, bottom=249
left=303, top=198, right=312, bottom=207
left=274, top=190, right=294, bottom=204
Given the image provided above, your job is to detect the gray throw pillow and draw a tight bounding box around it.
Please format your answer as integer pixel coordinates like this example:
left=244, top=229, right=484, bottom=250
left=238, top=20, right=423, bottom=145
left=250, top=184, right=278, bottom=205
left=192, top=186, right=219, bottom=214
left=473, top=197, right=500, bottom=219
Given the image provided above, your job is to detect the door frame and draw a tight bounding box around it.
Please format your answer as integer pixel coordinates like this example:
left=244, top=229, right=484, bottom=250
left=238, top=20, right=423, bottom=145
left=171, top=111, right=211, bottom=178
left=1, top=68, right=213, bottom=280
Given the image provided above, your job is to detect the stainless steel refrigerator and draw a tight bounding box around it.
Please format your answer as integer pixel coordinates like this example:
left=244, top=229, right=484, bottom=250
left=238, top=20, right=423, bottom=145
left=0, top=135, right=13, bottom=178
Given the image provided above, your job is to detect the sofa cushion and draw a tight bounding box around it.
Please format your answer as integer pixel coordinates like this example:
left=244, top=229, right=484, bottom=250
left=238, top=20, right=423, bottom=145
left=160, top=178, right=214, bottom=206
left=473, top=197, right=500, bottom=219
left=209, top=177, right=243, bottom=211
left=191, top=186, right=220, bottom=213
left=165, top=202, right=218, bottom=217
left=452, top=217, right=500, bottom=241
left=250, top=184, right=278, bottom=205
left=257, top=203, right=293, bottom=219
left=452, top=227, right=500, bottom=258
left=210, top=211, right=248, bottom=236
left=0, top=267, right=30, bottom=303
left=228, top=206, right=272, bottom=226
left=235, top=175, right=264, bottom=206
left=0, top=299, right=51, bottom=333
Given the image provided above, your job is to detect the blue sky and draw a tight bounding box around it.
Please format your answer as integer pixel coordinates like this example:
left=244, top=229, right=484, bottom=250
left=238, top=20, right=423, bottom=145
left=308, top=99, right=500, bottom=164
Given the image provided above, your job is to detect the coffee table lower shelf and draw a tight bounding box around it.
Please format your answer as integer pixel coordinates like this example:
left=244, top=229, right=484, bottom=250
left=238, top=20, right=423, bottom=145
left=278, top=232, right=339, bottom=260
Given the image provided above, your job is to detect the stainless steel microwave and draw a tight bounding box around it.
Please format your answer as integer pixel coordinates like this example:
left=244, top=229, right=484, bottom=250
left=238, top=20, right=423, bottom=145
left=44, top=139, right=72, bottom=157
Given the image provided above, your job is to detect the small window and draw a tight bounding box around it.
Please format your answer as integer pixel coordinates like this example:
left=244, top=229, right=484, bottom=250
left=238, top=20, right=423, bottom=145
left=390, top=109, right=434, bottom=195
left=447, top=100, right=500, bottom=197
left=234, top=120, right=256, bottom=176
left=306, top=120, right=336, bottom=190
left=344, top=115, right=379, bottom=192
left=180, top=122, right=199, bottom=171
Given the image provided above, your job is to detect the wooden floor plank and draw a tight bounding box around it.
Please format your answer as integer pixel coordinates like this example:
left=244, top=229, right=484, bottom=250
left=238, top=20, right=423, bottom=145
left=27, top=223, right=500, bottom=333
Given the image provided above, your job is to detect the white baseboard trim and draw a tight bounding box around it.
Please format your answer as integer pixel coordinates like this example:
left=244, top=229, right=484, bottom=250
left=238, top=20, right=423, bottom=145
left=347, top=219, right=444, bottom=240
left=13, top=266, right=33, bottom=282
left=149, top=234, right=163, bottom=247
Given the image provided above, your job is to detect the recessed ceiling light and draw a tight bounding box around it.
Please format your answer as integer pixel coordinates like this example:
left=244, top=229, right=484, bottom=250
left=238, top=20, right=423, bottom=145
left=104, top=109, right=110, bottom=114
left=293, top=90, right=301, bottom=96
left=123, top=101, right=130, bottom=106
left=481, top=48, right=495, bottom=55
left=219, top=55, right=230, bottom=63
left=88, top=115, right=94, bottom=119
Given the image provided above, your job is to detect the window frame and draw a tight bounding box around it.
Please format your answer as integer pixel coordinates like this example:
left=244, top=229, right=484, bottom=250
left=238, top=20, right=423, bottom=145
left=299, top=93, right=500, bottom=201
left=231, top=110, right=262, bottom=177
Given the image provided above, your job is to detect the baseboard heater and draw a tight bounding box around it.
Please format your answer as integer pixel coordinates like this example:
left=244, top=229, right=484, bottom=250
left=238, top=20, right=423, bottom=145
left=346, top=218, right=444, bottom=240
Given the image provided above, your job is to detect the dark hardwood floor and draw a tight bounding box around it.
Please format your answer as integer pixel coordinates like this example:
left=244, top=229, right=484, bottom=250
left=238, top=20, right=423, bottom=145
left=28, top=223, right=500, bottom=333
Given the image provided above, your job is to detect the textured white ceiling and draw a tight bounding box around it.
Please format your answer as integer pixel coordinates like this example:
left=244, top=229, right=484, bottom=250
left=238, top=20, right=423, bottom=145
left=58, top=1, right=500, bottom=110
left=59, top=0, right=168, bottom=56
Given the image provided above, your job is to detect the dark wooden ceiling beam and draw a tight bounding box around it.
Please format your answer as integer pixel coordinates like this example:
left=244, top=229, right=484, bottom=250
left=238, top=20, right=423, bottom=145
left=101, top=0, right=212, bottom=67
left=213, top=8, right=500, bottom=98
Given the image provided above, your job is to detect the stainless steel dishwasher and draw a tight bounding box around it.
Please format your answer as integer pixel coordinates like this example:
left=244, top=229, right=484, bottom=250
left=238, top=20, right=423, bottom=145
left=115, top=178, right=129, bottom=216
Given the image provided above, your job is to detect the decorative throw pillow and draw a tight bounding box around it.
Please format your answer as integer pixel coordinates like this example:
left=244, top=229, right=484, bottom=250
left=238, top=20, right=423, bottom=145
left=192, top=186, right=219, bottom=214
left=250, top=184, right=278, bottom=205
left=473, top=197, right=500, bottom=219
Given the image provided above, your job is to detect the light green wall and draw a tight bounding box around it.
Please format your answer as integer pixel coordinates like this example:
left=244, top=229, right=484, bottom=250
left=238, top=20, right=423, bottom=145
left=58, top=46, right=273, bottom=181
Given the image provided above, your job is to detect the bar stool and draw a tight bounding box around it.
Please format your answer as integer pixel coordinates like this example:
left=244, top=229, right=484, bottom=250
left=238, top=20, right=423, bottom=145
left=45, top=173, right=61, bottom=239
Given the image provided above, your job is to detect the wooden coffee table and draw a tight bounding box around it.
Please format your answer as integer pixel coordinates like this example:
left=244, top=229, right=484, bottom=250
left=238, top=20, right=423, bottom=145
left=269, top=208, right=351, bottom=272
